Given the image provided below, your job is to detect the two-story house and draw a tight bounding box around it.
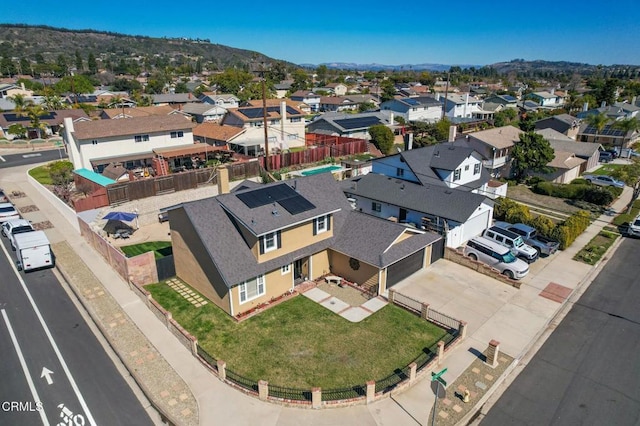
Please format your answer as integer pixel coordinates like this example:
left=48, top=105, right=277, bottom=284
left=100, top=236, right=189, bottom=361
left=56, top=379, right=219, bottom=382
left=442, top=93, right=484, bottom=119
left=221, top=100, right=306, bottom=156
left=527, top=91, right=565, bottom=108
left=62, top=115, right=196, bottom=171
left=319, top=96, right=359, bottom=112
left=198, top=93, right=240, bottom=109
left=342, top=173, right=493, bottom=248
left=168, top=172, right=443, bottom=317
left=458, top=125, right=523, bottom=178
left=380, top=96, right=443, bottom=123
left=534, top=114, right=581, bottom=139
left=290, top=90, right=321, bottom=112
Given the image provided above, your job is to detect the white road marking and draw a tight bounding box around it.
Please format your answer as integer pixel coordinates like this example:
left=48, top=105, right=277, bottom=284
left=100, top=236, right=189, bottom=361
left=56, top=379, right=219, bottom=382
left=0, top=242, right=97, bottom=425
left=41, top=367, right=54, bottom=385
left=2, top=309, right=50, bottom=426
left=22, top=153, right=42, bottom=158
left=0, top=155, right=5, bottom=162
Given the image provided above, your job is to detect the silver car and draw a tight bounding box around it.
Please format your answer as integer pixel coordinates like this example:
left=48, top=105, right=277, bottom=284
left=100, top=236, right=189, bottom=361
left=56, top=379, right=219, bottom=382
left=464, top=236, right=529, bottom=280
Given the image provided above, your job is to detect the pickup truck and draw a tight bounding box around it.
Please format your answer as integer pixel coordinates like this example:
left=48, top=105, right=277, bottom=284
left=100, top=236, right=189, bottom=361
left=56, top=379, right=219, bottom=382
left=582, top=174, right=625, bottom=188
left=494, top=222, right=560, bottom=256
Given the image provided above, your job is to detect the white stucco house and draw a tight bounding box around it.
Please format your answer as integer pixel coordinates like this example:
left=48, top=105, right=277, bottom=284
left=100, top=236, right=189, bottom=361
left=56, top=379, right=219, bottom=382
left=62, top=115, right=196, bottom=171
left=380, top=96, right=443, bottom=123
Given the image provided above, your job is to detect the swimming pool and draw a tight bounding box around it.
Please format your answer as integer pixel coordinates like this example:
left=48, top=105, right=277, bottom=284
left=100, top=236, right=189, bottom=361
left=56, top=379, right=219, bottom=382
left=300, top=165, right=343, bottom=176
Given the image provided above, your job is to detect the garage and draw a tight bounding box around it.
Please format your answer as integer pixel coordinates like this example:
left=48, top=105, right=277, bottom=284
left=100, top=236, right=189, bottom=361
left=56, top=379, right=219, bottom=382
left=386, top=248, right=425, bottom=289
left=461, top=210, right=490, bottom=243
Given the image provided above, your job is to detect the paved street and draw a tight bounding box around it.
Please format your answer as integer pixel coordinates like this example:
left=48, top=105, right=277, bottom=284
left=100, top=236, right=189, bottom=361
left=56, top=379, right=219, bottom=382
left=480, top=237, right=640, bottom=425
left=0, top=148, right=66, bottom=169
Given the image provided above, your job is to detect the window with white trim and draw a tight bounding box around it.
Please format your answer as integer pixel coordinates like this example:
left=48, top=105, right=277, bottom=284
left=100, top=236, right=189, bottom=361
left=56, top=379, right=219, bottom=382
left=372, top=202, right=382, bottom=212
left=170, top=131, right=184, bottom=138
left=281, top=264, right=291, bottom=275
left=474, top=163, right=481, bottom=175
left=134, top=134, right=150, bottom=142
left=316, top=215, right=328, bottom=234
left=453, top=168, right=461, bottom=181
left=239, top=275, right=265, bottom=304
left=263, top=232, right=278, bottom=253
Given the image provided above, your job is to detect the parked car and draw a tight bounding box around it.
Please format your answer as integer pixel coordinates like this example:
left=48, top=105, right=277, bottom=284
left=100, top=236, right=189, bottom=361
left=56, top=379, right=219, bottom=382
left=483, top=226, right=539, bottom=263
left=494, top=222, right=559, bottom=256
left=0, top=189, right=7, bottom=203
left=626, top=214, right=640, bottom=237
left=464, top=236, right=529, bottom=280
left=1, top=219, right=34, bottom=250
left=0, top=202, right=20, bottom=223
left=599, top=151, right=614, bottom=163
left=605, top=148, right=619, bottom=159
left=582, top=174, right=625, bottom=188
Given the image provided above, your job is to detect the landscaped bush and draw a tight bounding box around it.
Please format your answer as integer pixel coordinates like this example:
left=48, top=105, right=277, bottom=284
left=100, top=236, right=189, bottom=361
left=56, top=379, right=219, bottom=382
left=582, top=187, right=614, bottom=205
left=532, top=182, right=616, bottom=206
left=526, top=176, right=546, bottom=186
left=551, top=210, right=591, bottom=250
left=529, top=215, right=555, bottom=238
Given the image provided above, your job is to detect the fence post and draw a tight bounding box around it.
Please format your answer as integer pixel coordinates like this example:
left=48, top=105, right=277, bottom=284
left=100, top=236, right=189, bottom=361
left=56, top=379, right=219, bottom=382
left=486, top=340, right=500, bottom=367
left=388, top=288, right=395, bottom=304
left=312, top=387, right=321, bottom=409
left=145, top=293, right=152, bottom=308
left=421, top=303, right=430, bottom=320
left=459, top=320, right=468, bottom=340
left=217, top=360, right=227, bottom=381
left=166, top=311, right=172, bottom=328
left=409, top=362, right=417, bottom=384
left=258, top=380, right=268, bottom=401
left=191, top=337, right=198, bottom=356
left=366, top=381, right=375, bottom=404
left=437, top=340, right=445, bottom=365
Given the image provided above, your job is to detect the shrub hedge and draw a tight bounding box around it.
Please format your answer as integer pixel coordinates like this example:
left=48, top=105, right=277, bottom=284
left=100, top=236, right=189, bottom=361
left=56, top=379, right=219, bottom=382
left=532, top=182, right=617, bottom=206
left=493, top=197, right=591, bottom=249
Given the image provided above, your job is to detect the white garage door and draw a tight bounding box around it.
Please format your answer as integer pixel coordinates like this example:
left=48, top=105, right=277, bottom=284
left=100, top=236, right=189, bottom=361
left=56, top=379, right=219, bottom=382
left=462, top=210, right=490, bottom=243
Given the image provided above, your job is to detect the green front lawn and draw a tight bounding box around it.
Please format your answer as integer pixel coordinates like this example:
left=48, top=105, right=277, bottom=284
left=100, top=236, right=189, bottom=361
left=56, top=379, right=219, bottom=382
left=590, top=164, right=625, bottom=175
left=28, top=165, right=53, bottom=185
left=147, top=281, right=448, bottom=389
left=612, top=200, right=640, bottom=227
left=120, top=241, right=172, bottom=259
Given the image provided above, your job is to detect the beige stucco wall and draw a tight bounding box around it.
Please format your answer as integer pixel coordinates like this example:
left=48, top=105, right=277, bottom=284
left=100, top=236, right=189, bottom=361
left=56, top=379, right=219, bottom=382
left=258, top=217, right=333, bottom=263
left=311, top=250, right=330, bottom=279
left=329, top=251, right=379, bottom=287
left=170, top=208, right=232, bottom=315
left=230, top=266, right=294, bottom=315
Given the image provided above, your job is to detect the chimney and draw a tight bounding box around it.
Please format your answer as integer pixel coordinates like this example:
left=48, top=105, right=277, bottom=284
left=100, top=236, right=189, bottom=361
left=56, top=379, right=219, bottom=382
left=217, top=165, right=230, bottom=194
left=633, top=96, right=637, bottom=106
left=21, top=82, right=25, bottom=91
left=448, top=125, right=457, bottom=142
left=583, top=102, right=589, bottom=112
left=389, top=112, right=394, bottom=125
left=435, top=92, right=440, bottom=101
left=280, top=101, right=287, bottom=121
left=407, top=132, right=414, bottom=150
left=601, top=101, right=606, bottom=108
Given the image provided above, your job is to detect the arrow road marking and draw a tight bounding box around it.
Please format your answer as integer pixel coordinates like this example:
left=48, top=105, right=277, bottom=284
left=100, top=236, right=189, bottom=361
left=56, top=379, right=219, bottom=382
left=41, top=367, right=54, bottom=385
left=2, top=309, right=50, bottom=426
left=0, top=155, right=5, bottom=162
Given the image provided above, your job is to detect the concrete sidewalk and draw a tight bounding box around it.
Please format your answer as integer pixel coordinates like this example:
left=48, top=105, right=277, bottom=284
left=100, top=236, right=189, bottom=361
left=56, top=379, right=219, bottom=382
left=2, top=161, right=633, bottom=426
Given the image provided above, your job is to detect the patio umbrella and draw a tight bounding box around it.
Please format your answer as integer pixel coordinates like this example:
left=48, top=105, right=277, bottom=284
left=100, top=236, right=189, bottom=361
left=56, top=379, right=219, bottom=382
left=102, top=211, right=138, bottom=222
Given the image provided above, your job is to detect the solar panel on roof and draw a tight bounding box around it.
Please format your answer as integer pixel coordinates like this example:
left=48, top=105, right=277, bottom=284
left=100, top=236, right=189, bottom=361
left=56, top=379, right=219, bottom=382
left=334, top=116, right=382, bottom=130
left=241, top=107, right=264, bottom=119
left=503, top=95, right=517, bottom=101
left=584, top=126, right=625, bottom=137
left=236, top=183, right=316, bottom=215
left=403, top=98, right=419, bottom=106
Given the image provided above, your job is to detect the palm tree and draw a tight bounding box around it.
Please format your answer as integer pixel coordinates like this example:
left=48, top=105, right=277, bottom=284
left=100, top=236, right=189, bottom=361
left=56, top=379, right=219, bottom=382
left=25, top=104, right=48, bottom=139
left=43, top=93, right=65, bottom=111
left=584, top=112, right=609, bottom=143
left=8, top=93, right=32, bottom=116
left=613, top=117, right=640, bottom=147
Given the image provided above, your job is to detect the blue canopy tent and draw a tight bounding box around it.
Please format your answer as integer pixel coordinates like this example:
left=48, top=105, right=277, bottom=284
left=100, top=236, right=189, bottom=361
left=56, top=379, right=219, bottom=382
left=103, top=211, right=137, bottom=222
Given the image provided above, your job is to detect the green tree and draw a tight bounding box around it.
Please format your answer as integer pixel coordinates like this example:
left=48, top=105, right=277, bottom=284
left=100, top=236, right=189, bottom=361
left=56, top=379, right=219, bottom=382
left=75, top=50, right=83, bottom=73
left=19, top=57, right=31, bottom=76
left=609, top=158, right=640, bottom=213
left=8, top=123, right=27, bottom=139
left=316, top=65, right=328, bottom=85
left=1, top=56, right=16, bottom=76
left=493, top=108, right=517, bottom=127
left=8, top=93, right=31, bottom=115
left=25, top=104, right=48, bottom=139
left=49, top=160, right=75, bottom=201
left=42, top=89, right=65, bottom=111
left=511, top=132, right=555, bottom=182
left=55, top=74, right=94, bottom=97
left=212, top=68, right=255, bottom=95
left=290, top=69, right=310, bottom=92
left=358, top=101, right=375, bottom=113
left=369, top=125, right=394, bottom=154
left=584, top=112, right=609, bottom=143
left=380, top=79, right=396, bottom=102
left=87, top=52, right=98, bottom=75
left=613, top=117, right=640, bottom=137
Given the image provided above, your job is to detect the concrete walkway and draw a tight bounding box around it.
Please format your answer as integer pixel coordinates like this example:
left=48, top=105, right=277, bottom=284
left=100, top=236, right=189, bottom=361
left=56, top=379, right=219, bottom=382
left=1, top=161, right=633, bottom=426
left=301, top=287, right=387, bottom=322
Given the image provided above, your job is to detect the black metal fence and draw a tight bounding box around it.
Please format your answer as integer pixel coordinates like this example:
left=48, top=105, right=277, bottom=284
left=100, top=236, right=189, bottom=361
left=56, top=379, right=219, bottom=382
left=321, top=385, right=367, bottom=401
left=226, top=368, right=259, bottom=393
left=268, top=384, right=312, bottom=402
left=196, top=345, right=217, bottom=372
left=155, top=254, right=175, bottom=281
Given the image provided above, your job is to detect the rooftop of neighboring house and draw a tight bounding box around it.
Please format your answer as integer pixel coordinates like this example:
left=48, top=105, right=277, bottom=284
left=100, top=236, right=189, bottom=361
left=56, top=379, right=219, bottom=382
left=193, top=122, right=245, bottom=141
left=307, top=111, right=392, bottom=132
left=341, top=173, right=490, bottom=223
left=466, top=125, right=523, bottom=149
left=0, top=109, right=89, bottom=128
left=290, top=90, right=321, bottom=99
left=177, top=172, right=441, bottom=287
left=443, top=93, right=482, bottom=105
left=151, top=93, right=199, bottom=104
left=226, top=99, right=305, bottom=122
left=546, top=150, right=585, bottom=170
left=100, top=105, right=178, bottom=119
left=71, top=114, right=195, bottom=140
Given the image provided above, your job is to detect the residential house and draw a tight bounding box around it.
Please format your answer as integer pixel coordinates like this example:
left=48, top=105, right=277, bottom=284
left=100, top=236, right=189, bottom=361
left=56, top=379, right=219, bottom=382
left=151, top=93, right=200, bottom=107
left=290, top=90, right=321, bottom=112
left=380, top=96, right=443, bottom=123
left=0, top=83, right=33, bottom=99
left=536, top=128, right=601, bottom=173
left=306, top=111, right=393, bottom=140
left=99, top=105, right=183, bottom=120
left=192, top=122, right=245, bottom=149
left=534, top=114, right=581, bottom=139
left=319, top=96, right=359, bottom=113
left=0, top=109, right=89, bottom=139
left=442, top=93, right=486, bottom=119
left=273, top=81, right=293, bottom=99
left=527, top=91, right=565, bottom=108
left=577, top=103, right=640, bottom=121
left=576, top=122, right=639, bottom=149
left=482, top=94, right=519, bottom=111
left=372, top=143, right=491, bottom=194
left=533, top=150, right=585, bottom=184
left=342, top=173, right=493, bottom=248
left=168, top=172, right=443, bottom=317
left=458, top=125, right=523, bottom=178
left=221, top=100, right=306, bottom=156
left=182, top=103, right=228, bottom=123
left=66, top=90, right=134, bottom=108
left=199, top=93, right=240, bottom=110
left=62, top=115, right=196, bottom=171
left=325, top=83, right=348, bottom=96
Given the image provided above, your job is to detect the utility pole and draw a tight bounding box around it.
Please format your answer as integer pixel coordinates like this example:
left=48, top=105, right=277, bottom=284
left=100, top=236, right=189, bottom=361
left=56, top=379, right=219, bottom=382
left=441, top=71, right=450, bottom=120
left=253, top=61, right=270, bottom=172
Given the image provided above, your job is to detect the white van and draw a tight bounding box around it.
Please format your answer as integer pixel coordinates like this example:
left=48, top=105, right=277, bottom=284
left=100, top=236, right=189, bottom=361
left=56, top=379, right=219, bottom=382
left=464, top=236, right=529, bottom=280
left=14, top=230, right=54, bottom=272
left=483, top=226, right=538, bottom=263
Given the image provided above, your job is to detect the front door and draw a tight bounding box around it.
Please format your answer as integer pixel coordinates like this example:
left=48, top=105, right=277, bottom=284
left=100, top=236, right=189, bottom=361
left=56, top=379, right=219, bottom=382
left=294, top=257, right=309, bottom=285
left=399, top=208, right=408, bottom=223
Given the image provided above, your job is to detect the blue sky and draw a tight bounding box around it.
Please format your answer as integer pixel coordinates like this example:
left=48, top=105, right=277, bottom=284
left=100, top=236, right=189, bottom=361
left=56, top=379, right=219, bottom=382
left=4, top=1, right=640, bottom=66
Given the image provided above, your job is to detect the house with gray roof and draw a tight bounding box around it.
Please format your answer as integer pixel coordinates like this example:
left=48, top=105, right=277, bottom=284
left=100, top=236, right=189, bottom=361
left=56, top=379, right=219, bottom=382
left=534, top=114, right=581, bottom=139
left=168, top=172, right=443, bottom=317
left=536, top=128, right=601, bottom=172
left=306, top=111, right=393, bottom=140
left=380, top=96, right=443, bottom=123
left=342, top=173, right=493, bottom=248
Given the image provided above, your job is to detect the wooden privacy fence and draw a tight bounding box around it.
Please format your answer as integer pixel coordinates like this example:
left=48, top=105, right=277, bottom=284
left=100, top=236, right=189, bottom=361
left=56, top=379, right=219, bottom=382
left=106, top=161, right=260, bottom=205
left=263, top=139, right=368, bottom=170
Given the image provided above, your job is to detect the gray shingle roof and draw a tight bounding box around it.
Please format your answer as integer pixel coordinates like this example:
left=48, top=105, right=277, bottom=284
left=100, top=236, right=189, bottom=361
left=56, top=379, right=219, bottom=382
left=342, top=173, right=489, bottom=223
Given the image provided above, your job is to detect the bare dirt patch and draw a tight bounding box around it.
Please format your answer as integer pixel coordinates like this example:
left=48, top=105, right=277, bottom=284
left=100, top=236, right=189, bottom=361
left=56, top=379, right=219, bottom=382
left=507, top=185, right=582, bottom=216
